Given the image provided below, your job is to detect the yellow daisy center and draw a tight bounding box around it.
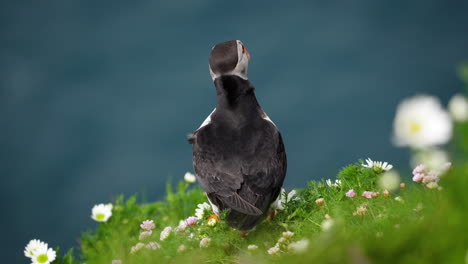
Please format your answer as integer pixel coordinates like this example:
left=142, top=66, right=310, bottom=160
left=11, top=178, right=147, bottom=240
left=410, top=122, right=421, bottom=134
left=96, top=213, right=105, bottom=221
left=37, top=254, right=48, bottom=263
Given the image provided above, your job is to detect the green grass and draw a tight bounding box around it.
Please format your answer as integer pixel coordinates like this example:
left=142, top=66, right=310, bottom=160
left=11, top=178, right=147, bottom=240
left=52, top=157, right=468, bottom=264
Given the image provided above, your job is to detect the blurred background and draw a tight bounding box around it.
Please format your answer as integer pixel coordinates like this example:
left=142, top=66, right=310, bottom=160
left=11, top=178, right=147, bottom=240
left=2, top=0, right=468, bottom=262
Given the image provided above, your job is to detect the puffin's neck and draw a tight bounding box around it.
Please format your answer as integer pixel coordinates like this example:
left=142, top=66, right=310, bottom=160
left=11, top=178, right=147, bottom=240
left=214, top=75, right=259, bottom=112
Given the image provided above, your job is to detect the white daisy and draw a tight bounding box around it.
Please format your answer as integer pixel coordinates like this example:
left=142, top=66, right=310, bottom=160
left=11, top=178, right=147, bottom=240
left=184, top=172, right=196, bottom=184
left=393, top=95, right=452, bottom=148
left=30, top=246, right=56, bottom=264
left=24, top=239, right=48, bottom=258
left=91, top=203, right=113, bottom=222
left=448, top=94, right=468, bottom=122
left=362, top=158, right=393, bottom=171
left=271, top=188, right=299, bottom=210
left=326, top=179, right=341, bottom=188
left=194, top=202, right=211, bottom=219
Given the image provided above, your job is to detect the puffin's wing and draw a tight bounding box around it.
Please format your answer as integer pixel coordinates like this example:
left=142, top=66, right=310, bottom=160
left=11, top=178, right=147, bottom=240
left=192, top=143, right=262, bottom=215
left=192, top=123, right=286, bottom=216
left=241, top=131, right=287, bottom=196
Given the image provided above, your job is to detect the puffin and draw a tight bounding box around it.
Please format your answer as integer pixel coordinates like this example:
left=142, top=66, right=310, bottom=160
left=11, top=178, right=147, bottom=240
left=188, top=40, right=287, bottom=231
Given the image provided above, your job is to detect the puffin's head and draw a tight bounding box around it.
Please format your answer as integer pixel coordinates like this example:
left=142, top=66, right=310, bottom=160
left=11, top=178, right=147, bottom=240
left=209, top=40, right=250, bottom=81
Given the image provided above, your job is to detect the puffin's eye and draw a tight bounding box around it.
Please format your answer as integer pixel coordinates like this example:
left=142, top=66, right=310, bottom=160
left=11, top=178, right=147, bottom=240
left=241, top=45, right=246, bottom=53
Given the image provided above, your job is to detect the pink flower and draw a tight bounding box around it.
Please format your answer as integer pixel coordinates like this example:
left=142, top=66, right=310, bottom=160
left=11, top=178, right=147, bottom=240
left=412, top=173, right=424, bottom=183
left=140, top=220, right=155, bottom=231
left=345, top=189, right=356, bottom=198
left=362, top=191, right=374, bottom=199
left=185, top=216, right=198, bottom=226
left=412, top=164, right=426, bottom=175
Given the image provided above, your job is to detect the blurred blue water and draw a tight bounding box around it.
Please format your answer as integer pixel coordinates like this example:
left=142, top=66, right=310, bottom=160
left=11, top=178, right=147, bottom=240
left=1, top=0, right=468, bottom=262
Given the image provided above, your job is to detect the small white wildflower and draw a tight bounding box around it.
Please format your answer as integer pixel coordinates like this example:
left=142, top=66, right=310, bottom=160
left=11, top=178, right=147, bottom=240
left=159, top=226, right=172, bottom=241
left=426, top=181, right=439, bottom=189
left=194, top=202, right=211, bottom=219
left=177, top=244, right=187, bottom=253
left=394, top=196, right=404, bottom=203
left=277, top=237, right=287, bottom=244
left=448, top=94, right=468, bottom=122
left=321, top=219, right=334, bottom=231
left=271, top=188, right=299, bottom=210
left=353, top=204, right=368, bottom=216
left=175, top=220, right=187, bottom=232
left=184, top=172, right=196, bottom=184
left=267, top=244, right=281, bottom=255
left=326, top=179, right=341, bottom=188
left=247, top=244, right=258, bottom=250
left=29, top=246, right=56, bottom=264
left=288, top=239, right=310, bottom=253
left=139, top=230, right=152, bottom=241
left=145, top=242, right=160, bottom=250
left=207, top=218, right=217, bottom=227
left=315, top=198, right=325, bottom=206
left=282, top=231, right=294, bottom=239
left=362, top=158, right=393, bottom=171
left=393, top=95, right=452, bottom=148
left=378, top=171, right=401, bottom=191
left=130, top=243, right=145, bottom=254
left=24, top=239, right=48, bottom=258
left=91, top=203, right=113, bottom=222
left=199, top=237, right=211, bottom=248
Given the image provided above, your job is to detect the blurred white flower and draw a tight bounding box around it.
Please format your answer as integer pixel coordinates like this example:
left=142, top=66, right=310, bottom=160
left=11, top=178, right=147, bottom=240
left=271, top=188, right=299, bottom=210
left=393, top=95, right=452, bottom=148
left=247, top=244, right=258, bottom=250
left=411, top=148, right=450, bottom=171
left=24, top=239, right=48, bottom=258
left=29, top=246, right=56, bottom=264
left=195, top=202, right=211, bottom=219
left=139, top=230, right=152, bottom=241
left=130, top=242, right=145, bottom=254
left=448, top=94, right=468, bottom=122
left=199, top=237, right=211, bottom=248
left=282, top=231, right=294, bottom=239
left=177, top=244, right=187, bottom=253
left=267, top=244, right=281, bottom=255
left=184, top=172, right=196, bottom=184
left=145, top=242, right=161, bottom=250
left=326, top=179, right=341, bottom=188
left=288, top=239, right=310, bottom=253
left=378, top=171, right=401, bottom=191
left=321, top=218, right=334, bottom=231
left=362, top=158, right=393, bottom=171
left=175, top=220, right=187, bottom=232
left=160, top=226, right=172, bottom=241
left=91, top=203, right=113, bottom=222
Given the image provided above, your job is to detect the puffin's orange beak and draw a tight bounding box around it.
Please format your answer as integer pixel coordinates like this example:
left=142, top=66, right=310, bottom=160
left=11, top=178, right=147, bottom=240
left=243, top=46, right=250, bottom=60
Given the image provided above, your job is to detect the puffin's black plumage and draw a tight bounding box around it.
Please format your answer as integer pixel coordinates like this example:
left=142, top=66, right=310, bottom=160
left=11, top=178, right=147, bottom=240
left=189, top=40, right=287, bottom=231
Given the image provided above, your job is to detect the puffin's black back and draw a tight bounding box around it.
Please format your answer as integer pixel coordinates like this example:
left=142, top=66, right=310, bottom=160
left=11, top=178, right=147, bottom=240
left=190, top=75, right=287, bottom=231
